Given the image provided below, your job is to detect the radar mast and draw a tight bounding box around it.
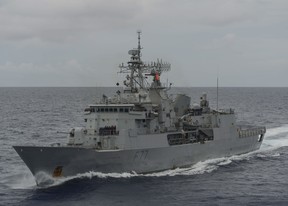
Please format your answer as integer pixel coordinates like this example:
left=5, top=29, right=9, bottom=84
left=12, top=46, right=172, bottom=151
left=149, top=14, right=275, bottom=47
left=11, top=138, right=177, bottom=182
left=119, top=31, right=171, bottom=92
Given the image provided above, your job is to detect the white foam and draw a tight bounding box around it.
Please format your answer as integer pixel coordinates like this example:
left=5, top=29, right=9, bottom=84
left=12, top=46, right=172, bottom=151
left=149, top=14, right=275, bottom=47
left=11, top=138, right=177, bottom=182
left=144, top=161, right=218, bottom=177
left=261, top=125, right=288, bottom=150
left=217, top=159, right=232, bottom=166
left=256, top=152, right=280, bottom=158
left=3, top=171, right=36, bottom=189
left=271, top=152, right=281, bottom=157
left=265, top=124, right=288, bottom=138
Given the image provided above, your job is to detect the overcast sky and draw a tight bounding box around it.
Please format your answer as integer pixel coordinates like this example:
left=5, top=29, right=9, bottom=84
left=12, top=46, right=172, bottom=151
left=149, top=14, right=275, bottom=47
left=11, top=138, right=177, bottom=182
left=0, top=0, right=287, bottom=87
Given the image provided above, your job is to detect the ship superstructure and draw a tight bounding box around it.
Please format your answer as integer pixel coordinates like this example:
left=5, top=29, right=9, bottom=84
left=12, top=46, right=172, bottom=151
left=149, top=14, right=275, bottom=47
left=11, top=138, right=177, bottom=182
left=13, top=32, right=266, bottom=182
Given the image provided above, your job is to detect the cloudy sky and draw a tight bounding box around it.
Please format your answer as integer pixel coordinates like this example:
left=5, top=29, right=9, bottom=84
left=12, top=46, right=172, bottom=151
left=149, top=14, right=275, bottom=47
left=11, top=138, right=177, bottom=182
left=0, top=0, right=287, bottom=87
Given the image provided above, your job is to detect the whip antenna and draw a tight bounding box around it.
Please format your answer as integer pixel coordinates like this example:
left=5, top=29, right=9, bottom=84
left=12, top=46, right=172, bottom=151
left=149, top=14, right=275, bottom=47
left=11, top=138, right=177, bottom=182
left=216, top=74, right=219, bottom=111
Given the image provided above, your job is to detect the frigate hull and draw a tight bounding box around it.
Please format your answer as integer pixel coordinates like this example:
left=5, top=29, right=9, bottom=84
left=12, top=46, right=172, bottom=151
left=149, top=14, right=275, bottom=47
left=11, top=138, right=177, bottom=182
left=12, top=33, right=266, bottom=185
left=13, top=134, right=262, bottom=179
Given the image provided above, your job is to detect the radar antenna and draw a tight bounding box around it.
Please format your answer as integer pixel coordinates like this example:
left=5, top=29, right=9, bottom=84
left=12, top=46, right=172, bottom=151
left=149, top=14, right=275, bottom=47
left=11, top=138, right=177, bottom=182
left=137, top=30, right=142, bottom=52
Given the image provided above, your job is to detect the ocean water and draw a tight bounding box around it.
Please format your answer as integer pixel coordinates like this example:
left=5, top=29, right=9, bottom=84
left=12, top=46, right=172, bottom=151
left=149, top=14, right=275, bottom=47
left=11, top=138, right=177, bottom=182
left=0, top=87, right=288, bottom=206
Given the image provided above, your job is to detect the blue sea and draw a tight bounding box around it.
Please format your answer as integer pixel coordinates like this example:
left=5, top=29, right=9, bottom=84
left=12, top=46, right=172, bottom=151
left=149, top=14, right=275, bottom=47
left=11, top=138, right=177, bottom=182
left=1, top=87, right=288, bottom=206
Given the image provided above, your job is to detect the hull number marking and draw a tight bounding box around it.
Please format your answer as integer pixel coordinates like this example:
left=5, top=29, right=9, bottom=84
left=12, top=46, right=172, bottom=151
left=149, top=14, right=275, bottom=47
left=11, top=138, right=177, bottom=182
left=134, top=150, right=148, bottom=161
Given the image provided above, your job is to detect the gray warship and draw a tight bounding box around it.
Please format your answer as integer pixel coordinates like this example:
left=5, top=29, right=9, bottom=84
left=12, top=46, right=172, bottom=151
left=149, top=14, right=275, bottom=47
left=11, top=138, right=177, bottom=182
left=14, top=32, right=266, bottom=181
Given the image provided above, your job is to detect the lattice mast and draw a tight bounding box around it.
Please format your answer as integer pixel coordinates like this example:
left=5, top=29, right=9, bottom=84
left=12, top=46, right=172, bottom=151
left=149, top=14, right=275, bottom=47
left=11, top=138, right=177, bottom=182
left=119, top=31, right=171, bottom=91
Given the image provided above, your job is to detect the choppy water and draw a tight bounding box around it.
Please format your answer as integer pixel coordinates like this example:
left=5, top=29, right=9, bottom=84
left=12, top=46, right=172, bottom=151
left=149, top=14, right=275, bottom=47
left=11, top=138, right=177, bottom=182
left=0, top=87, right=288, bottom=206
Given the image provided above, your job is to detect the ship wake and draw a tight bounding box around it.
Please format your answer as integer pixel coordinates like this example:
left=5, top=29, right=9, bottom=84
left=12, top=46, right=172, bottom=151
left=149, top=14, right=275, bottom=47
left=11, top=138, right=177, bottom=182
left=261, top=124, right=288, bottom=150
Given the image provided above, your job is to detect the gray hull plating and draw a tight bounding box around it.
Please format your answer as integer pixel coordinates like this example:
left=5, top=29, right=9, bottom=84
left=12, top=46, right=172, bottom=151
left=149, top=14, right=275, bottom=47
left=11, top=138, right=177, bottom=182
left=14, top=134, right=261, bottom=178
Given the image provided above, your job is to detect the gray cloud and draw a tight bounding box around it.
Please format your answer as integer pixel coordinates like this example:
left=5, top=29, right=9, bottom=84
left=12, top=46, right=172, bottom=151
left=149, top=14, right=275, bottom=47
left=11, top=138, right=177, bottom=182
left=0, top=0, right=143, bottom=42
left=0, top=0, right=288, bottom=86
left=1, top=0, right=281, bottom=42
